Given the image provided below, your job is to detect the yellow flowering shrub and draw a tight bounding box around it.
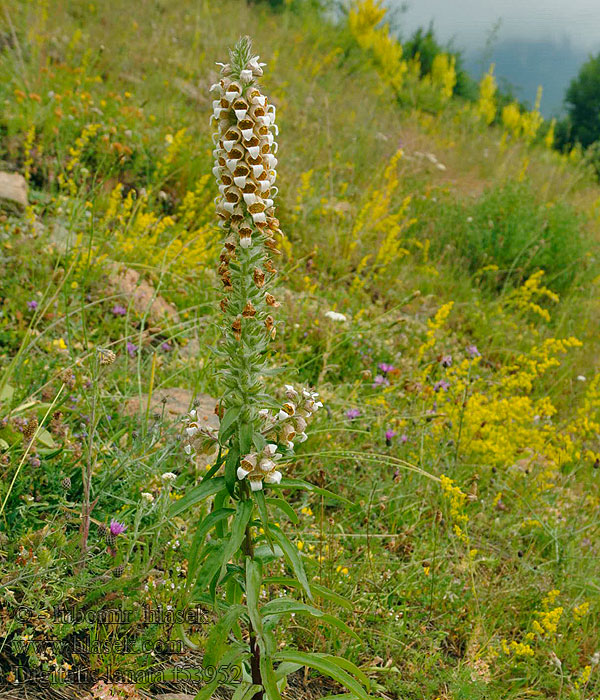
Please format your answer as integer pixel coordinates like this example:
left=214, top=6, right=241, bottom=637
left=502, top=88, right=544, bottom=146
left=476, top=64, right=497, bottom=125
left=430, top=53, right=456, bottom=101
left=103, top=178, right=217, bottom=275
left=348, top=0, right=407, bottom=94
left=504, top=270, right=559, bottom=322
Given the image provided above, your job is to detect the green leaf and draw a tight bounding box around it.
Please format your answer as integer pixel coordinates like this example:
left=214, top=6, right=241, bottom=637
left=203, top=446, right=223, bottom=481
left=263, top=577, right=352, bottom=610
left=195, top=542, right=227, bottom=593
left=36, top=428, right=56, bottom=448
left=273, top=661, right=303, bottom=681
left=170, top=477, right=227, bottom=517
left=274, top=477, right=354, bottom=506
left=239, top=421, right=253, bottom=454
left=266, top=497, right=298, bottom=524
left=245, top=557, right=263, bottom=639
left=187, top=508, right=235, bottom=588
left=231, top=683, right=263, bottom=700
left=253, top=489, right=274, bottom=550
left=220, top=499, right=254, bottom=580
left=268, top=525, right=313, bottom=601
left=253, top=544, right=284, bottom=565
left=260, top=654, right=282, bottom=700
left=260, top=599, right=359, bottom=641
left=320, top=655, right=371, bottom=690
left=219, top=406, right=240, bottom=444
left=0, top=384, right=14, bottom=402
left=252, top=431, right=266, bottom=451
left=225, top=444, right=240, bottom=496
left=273, top=650, right=369, bottom=700
left=0, top=438, right=8, bottom=451
left=203, top=604, right=246, bottom=668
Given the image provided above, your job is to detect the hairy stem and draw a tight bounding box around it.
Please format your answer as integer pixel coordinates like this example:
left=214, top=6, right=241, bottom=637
left=241, top=483, right=263, bottom=699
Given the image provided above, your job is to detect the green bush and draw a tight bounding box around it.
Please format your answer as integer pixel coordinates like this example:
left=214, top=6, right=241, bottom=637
left=443, top=181, right=592, bottom=294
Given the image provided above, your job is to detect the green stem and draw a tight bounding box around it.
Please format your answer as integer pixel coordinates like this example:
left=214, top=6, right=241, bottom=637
left=241, top=482, right=263, bottom=700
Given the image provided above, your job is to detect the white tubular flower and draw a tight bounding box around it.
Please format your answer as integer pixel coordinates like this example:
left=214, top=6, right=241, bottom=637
left=281, top=423, right=296, bottom=443
left=285, top=384, right=299, bottom=400
left=249, top=478, right=264, bottom=491
left=277, top=402, right=296, bottom=421
left=212, top=39, right=282, bottom=260
left=212, top=37, right=289, bottom=490
left=259, top=458, right=276, bottom=473
left=237, top=465, right=251, bottom=480
left=264, top=470, right=282, bottom=484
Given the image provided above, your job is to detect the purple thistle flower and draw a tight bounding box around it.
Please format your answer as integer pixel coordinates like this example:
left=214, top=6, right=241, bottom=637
left=440, top=355, right=452, bottom=368
left=112, top=304, right=127, bottom=317
left=467, top=344, right=481, bottom=358
left=109, top=519, right=127, bottom=536
left=385, top=429, right=396, bottom=446
left=400, top=434, right=408, bottom=443
left=434, top=379, right=450, bottom=392
left=27, top=300, right=39, bottom=311
left=160, top=342, right=172, bottom=352
left=378, top=362, right=395, bottom=374
left=346, top=408, right=360, bottom=420
left=373, top=375, right=390, bottom=388
left=126, top=341, right=138, bottom=357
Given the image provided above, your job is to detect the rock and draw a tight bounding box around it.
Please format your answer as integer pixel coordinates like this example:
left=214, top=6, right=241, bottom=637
left=0, top=172, right=28, bottom=212
left=107, top=265, right=180, bottom=326
left=47, top=221, right=71, bottom=253
left=124, top=388, right=218, bottom=429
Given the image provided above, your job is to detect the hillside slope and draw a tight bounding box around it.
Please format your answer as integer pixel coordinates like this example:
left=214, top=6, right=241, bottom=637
left=1, top=1, right=600, bottom=699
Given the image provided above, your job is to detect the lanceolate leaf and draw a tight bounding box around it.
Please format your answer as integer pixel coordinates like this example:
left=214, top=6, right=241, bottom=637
left=245, top=557, right=263, bottom=639
left=273, top=650, right=369, bottom=700
left=195, top=542, right=227, bottom=593
left=260, top=599, right=359, bottom=641
left=170, top=477, right=227, bottom=517
left=273, top=477, right=354, bottom=506
left=259, top=654, right=282, bottom=700
left=225, top=443, right=240, bottom=496
left=239, top=421, right=253, bottom=454
left=262, top=577, right=352, bottom=610
left=187, top=508, right=234, bottom=587
left=231, top=683, right=264, bottom=700
left=273, top=661, right=303, bottom=681
left=321, top=655, right=371, bottom=690
left=267, top=525, right=313, bottom=601
left=202, top=603, right=246, bottom=668
left=253, top=489, right=274, bottom=550
left=220, top=499, right=254, bottom=580
left=266, top=497, right=299, bottom=524
left=219, top=406, right=241, bottom=444
left=202, top=446, right=224, bottom=481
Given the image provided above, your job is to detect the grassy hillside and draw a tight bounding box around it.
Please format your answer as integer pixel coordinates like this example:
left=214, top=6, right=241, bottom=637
left=1, top=1, right=599, bottom=699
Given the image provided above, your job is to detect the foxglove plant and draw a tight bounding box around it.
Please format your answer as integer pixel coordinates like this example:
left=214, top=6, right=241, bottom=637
left=172, top=38, right=369, bottom=700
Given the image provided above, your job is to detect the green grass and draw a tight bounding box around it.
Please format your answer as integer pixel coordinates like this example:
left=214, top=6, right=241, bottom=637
left=0, top=1, right=599, bottom=699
